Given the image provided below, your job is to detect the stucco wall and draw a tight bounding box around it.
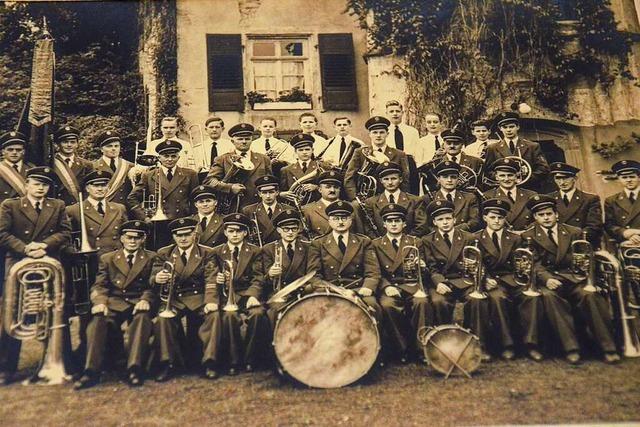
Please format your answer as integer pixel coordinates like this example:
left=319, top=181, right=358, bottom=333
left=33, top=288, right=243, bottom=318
left=175, top=0, right=370, bottom=140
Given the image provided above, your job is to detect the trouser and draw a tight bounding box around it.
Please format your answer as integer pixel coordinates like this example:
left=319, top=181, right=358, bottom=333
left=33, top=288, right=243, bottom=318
left=199, top=296, right=271, bottom=368
left=154, top=308, right=204, bottom=367
left=85, top=309, right=153, bottom=372
left=0, top=327, right=21, bottom=374
left=429, top=286, right=491, bottom=346
left=379, top=292, right=433, bottom=358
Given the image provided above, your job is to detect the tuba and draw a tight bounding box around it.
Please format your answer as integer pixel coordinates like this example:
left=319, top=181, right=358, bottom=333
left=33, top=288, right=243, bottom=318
left=2, top=257, right=71, bottom=384
left=70, top=192, right=98, bottom=315
left=401, top=245, right=427, bottom=298
left=213, top=154, right=255, bottom=215
left=462, top=239, right=487, bottom=299
left=223, top=259, right=239, bottom=312
left=620, top=245, right=640, bottom=309
left=514, top=237, right=541, bottom=297
left=285, top=162, right=335, bottom=206
left=158, top=261, right=177, bottom=319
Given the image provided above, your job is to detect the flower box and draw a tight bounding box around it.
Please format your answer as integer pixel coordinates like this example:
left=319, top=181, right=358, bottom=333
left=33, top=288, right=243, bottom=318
left=252, top=101, right=312, bottom=110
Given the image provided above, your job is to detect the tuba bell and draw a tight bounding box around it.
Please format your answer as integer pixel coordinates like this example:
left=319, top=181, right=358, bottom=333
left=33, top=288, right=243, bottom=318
left=2, top=257, right=72, bottom=384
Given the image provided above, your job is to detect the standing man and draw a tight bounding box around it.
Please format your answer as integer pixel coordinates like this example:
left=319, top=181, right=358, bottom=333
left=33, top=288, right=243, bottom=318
left=52, top=125, right=94, bottom=205
left=251, top=118, right=296, bottom=164
left=279, top=133, right=321, bottom=203
left=151, top=217, right=216, bottom=382
left=199, top=213, right=270, bottom=377
left=199, top=116, right=234, bottom=170
left=604, top=159, right=640, bottom=246
left=190, top=185, right=225, bottom=248
left=147, top=117, right=194, bottom=169
left=93, top=130, right=134, bottom=206
left=0, top=131, right=34, bottom=201
left=74, top=221, right=159, bottom=389
left=205, top=123, right=272, bottom=212
left=463, top=119, right=497, bottom=160
left=298, top=113, right=328, bottom=157
left=484, top=112, right=550, bottom=191
left=384, top=100, right=420, bottom=153
left=345, top=116, right=410, bottom=200
left=0, top=167, right=71, bottom=384
left=523, top=195, right=619, bottom=364
left=242, top=175, right=291, bottom=246
left=318, top=117, right=364, bottom=168
left=416, top=112, right=446, bottom=166
left=549, top=162, right=603, bottom=248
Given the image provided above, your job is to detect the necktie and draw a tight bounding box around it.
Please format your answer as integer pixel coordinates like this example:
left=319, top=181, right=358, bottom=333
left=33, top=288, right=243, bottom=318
left=181, top=251, right=188, bottom=266
left=446, top=193, right=453, bottom=203
left=337, top=235, right=346, bottom=254
left=241, top=152, right=247, bottom=158
left=630, top=192, right=636, bottom=204
left=389, top=194, right=395, bottom=204
left=210, top=143, right=218, bottom=163
left=286, top=243, right=294, bottom=261
left=166, top=168, right=173, bottom=181
left=508, top=191, right=515, bottom=204
left=339, top=137, right=347, bottom=161
left=392, top=238, right=399, bottom=252
left=302, top=162, right=308, bottom=173
left=563, top=194, right=570, bottom=206
left=97, top=201, right=105, bottom=215
left=492, top=231, right=500, bottom=251
left=265, top=138, right=271, bottom=151
left=65, top=158, right=71, bottom=166
left=509, top=139, right=516, bottom=154
left=200, top=216, right=208, bottom=232
left=109, top=158, right=116, bottom=172
left=267, top=206, right=273, bottom=218
left=377, top=148, right=383, bottom=153
left=233, top=246, right=240, bottom=263
left=434, top=135, right=441, bottom=150
left=451, top=155, right=457, bottom=164
left=12, top=164, right=18, bottom=172
left=35, top=201, right=41, bottom=214
left=479, top=143, right=487, bottom=159
left=547, top=228, right=557, bottom=246
left=127, top=253, right=134, bottom=267
left=394, top=126, right=404, bottom=151
left=443, top=232, right=452, bottom=248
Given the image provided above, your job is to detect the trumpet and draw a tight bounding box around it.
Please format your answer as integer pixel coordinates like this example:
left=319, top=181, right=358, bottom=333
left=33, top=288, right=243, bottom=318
left=70, top=192, right=98, bottom=315
left=273, top=245, right=284, bottom=294
left=402, top=245, right=427, bottom=298
left=571, top=231, right=600, bottom=293
left=514, top=237, right=540, bottom=297
left=463, top=239, right=487, bottom=299
left=158, top=261, right=177, bottom=319
left=149, top=166, right=169, bottom=222
left=213, top=154, right=255, bottom=215
left=223, top=259, right=239, bottom=312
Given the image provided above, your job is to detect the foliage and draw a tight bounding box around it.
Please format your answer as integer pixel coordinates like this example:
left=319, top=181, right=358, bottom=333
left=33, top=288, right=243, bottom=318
left=347, top=0, right=634, bottom=131
left=277, top=87, right=312, bottom=103
left=591, top=132, right=640, bottom=159
left=246, top=91, right=274, bottom=107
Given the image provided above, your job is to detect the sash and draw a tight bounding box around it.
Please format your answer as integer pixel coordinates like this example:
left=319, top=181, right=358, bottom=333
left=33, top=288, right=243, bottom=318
left=106, top=158, right=129, bottom=200
left=53, top=157, right=80, bottom=201
left=0, top=163, right=26, bottom=196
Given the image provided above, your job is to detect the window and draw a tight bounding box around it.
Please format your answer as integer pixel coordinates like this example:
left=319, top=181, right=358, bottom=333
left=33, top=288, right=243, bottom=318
left=249, top=38, right=310, bottom=100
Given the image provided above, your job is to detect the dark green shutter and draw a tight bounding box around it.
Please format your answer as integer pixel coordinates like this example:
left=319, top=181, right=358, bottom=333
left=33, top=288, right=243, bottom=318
left=206, top=34, right=244, bottom=111
left=318, top=34, right=358, bottom=111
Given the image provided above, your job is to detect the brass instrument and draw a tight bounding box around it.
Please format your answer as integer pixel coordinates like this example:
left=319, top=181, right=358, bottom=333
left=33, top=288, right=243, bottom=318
left=316, top=138, right=362, bottom=172
left=402, top=245, right=427, bottom=298
left=596, top=250, right=640, bottom=357
left=2, top=257, right=71, bottom=384
left=357, top=147, right=389, bottom=199
left=188, top=123, right=208, bottom=171
left=149, top=166, right=169, bottom=222
left=266, top=139, right=290, bottom=162
left=355, top=196, right=379, bottom=236
left=286, top=162, right=336, bottom=205
left=462, top=239, right=487, bottom=299
left=250, top=211, right=264, bottom=248
left=514, top=237, right=541, bottom=297
left=214, top=154, right=255, bottom=215
left=279, top=192, right=314, bottom=240
left=70, top=192, right=98, bottom=315
left=571, top=231, right=600, bottom=293
left=158, top=261, right=177, bottom=319
left=619, top=244, right=640, bottom=309
left=223, top=259, right=239, bottom=312
left=482, top=155, right=532, bottom=188
left=130, top=102, right=158, bottom=185
left=273, top=245, right=284, bottom=294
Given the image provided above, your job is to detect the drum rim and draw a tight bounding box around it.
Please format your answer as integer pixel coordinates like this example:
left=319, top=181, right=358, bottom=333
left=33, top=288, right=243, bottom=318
left=272, top=291, right=381, bottom=388
left=422, top=323, right=481, bottom=376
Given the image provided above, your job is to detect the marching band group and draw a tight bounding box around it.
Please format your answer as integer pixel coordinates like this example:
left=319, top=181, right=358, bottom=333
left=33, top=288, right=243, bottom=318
left=0, top=100, right=638, bottom=390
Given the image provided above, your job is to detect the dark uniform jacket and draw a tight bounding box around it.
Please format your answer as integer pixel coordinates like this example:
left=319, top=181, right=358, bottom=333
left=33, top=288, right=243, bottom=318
left=474, top=229, right=523, bottom=287
left=344, top=146, right=410, bottom=200
left=54, top=156, right=94, bottom=205
left=550, top=189, right=602, bottom=246
left=484, top=137, right=549, bottom=188
left=241, top=202, right=292, bottom=246
left=280, top=160, right=323, bottom=190
left=361, top=191, right=423, bottom=237
left=521, top=223, right=584, bottom=286
left=190, top=213, right=225, bottom=248
left=204, top=242, right=264, bottom=306
left=0, top=197, right=71, bottom=258
left=204, top=151, right=272, bottom=209
left=604, top=191, right=640, bottom=243
left=261, top=239, right=309, bottom=295
left=90, top=248, right=159, bottom=312
left=65, top=200, right=128, bottom=256
left=302, top=199, right=364, bottom=238
left=307, top=232, right=380, bottom=291
left=94, top=157, right=133, bottom=206
left=128, top=166, right=199, bottom=221
left=371, top=234, right=428, bottom=294
left=151, top=244, right=216, bottom=311
left=416, top=190, right=480, bottom=235
left=483, top=186, right=536, bottom=231
left=0, top=161, right=33, bottom=202
left=423, top=229, right=474, bottom=289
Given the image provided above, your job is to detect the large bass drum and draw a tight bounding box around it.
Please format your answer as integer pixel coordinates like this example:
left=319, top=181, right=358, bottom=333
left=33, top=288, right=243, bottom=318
left=273, top=288, right=380, bottom=388
left=419, top=324, right=482, bottom=379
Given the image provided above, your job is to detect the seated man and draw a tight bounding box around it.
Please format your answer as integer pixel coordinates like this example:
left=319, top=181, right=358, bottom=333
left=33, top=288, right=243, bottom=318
left=151, top=217, right=216, bottom=382
left=522, top=195, right=619, bottom=364
left=242, top=174, right=292, bottom=246
left=422, top=200, right=492, bottom=361
left=604, top=159, right=640, bottom=246
left=199, top=213, right=270, bottom=378
left=74, top=221, right=159, bottom=389
left=371, top=203, right=432, bottom=362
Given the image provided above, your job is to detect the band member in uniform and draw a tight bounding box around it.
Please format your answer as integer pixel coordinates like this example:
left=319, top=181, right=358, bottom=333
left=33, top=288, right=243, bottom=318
left=263, top=209, right=310, bottom=326
left=199, top=213, right=270, bottom=378
left=0, top=131, right=33, bottom=201
left=416, top=161, right=480, bottom=235
left=549, top=162, right=603, bottom=248
left=74, top=220, right=159, bottom=389
left=93, top=130, right=134, bottom=206
left=604, top=159, right=640, bottom=246
left=279, top=134, right=321, bottom=201
left=52, top=125, right=93, bottom=205
left=358, top=161, right=424, bottom=237
left=0, top=167, right=71, bottom=384
left=190, top=185, right=225, bottom=248
left=251, top=118, right=296, bottom=165
left=522, top=195, right=619, bottom=364
left=205, top=123, right=272, bottom=211
left=201, top=116, right=234, bottom=168
left=371, top=203, right=431, bottom=362
left=147, top=117, right=193, bottom=169
left=242, top=175, right=290, bottom=246
left=422, top=200, right=492, bottom=361
left=440, top=128, right=484, bottom=179
left=463, top=119, right=498, bottom=160
left=483, top=158, right=536, bottom=233
left=151, top=217, right=216, bottom=382
left=345, top=116, right=410, bottom=200
left=484, top=112, right=550, bottom=191
left=317, top=117, right=364, bottom=168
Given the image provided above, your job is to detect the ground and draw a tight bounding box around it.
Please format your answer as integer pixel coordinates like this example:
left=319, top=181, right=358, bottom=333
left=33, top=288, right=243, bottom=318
left=1, top=338, right=639, bottom=426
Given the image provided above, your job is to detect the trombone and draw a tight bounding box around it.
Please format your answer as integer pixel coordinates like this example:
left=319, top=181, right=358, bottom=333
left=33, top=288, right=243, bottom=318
left=223, top=258, right=238, bottom=312
left=70, top=192, right=98, bottom=315
left=250, top=212, right=263, bottom=248
left=158, top=261, right=177, bottom=319
left=187, top=123, right=209, bottom=171
left=401, top=245, right=427, bottom=298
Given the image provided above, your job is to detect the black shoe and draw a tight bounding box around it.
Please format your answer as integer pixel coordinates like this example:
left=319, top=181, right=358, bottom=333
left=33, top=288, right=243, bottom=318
left=74, top=372, right=99, bottom=390
left=155, top=364, right=173, bottom=382
left=203, top=368, right=219, bottom=380
left=566, top=351, right=581, bottom=365
left=228, top=366, right=238, bottom=376
left=128, top=371, right=143, bottom=387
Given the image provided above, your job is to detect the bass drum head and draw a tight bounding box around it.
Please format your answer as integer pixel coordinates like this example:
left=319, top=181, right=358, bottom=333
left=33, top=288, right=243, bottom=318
left=422, top=324, right=481, bottom=377
left=273, top=293, right=380, bottom=388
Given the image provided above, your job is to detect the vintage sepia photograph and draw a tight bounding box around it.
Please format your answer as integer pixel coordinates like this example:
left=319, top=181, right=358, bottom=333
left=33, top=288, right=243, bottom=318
left=0, top=0, right=639, bottom=425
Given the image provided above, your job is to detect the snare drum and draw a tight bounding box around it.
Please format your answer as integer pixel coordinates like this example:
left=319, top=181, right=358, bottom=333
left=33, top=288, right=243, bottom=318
left=273, top=289, right=380, bottom=388
left=419, top=324, right=482, bottom=379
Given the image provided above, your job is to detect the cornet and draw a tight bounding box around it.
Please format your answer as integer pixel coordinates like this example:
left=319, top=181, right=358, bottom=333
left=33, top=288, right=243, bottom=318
left=463, top=240, right=487, bottom=299
left=514, top=237, right=540, bottom=297
left=223, top=259, right=239, bottom=312
left=571, top=231, right=600, bottom=293
left=402, top=245, right=427, bottom=298
left=273, top=245, right=284, bottom=294
left=158, top=261, right=177, bottom=319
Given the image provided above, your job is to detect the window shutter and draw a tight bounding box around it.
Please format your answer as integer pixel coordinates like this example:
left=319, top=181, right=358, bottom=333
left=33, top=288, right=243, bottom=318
left=318, top=34, right=358, bottom=111
left=206, top=34, right=244, bottom=112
